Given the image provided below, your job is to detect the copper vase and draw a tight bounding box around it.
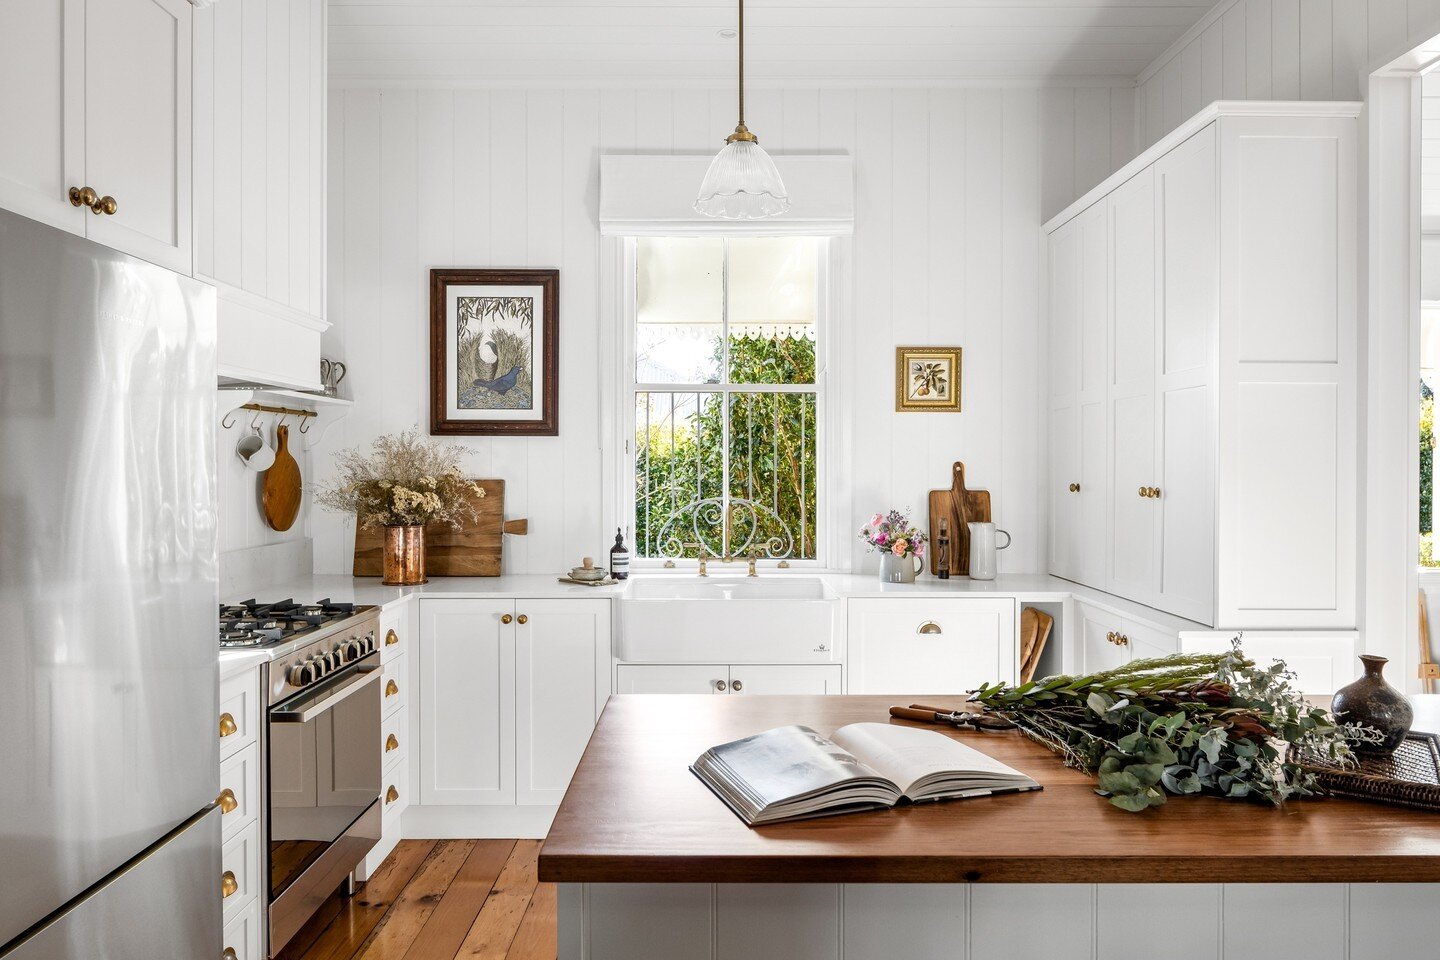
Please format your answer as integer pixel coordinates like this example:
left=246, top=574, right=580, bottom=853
left=382, top=525, right=428, bottom=585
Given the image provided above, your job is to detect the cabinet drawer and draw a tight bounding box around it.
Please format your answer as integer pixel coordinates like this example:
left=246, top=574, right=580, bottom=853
left=382, top=705, right=408, bottom=773
left=1079, top=603, right=1179, bottom=672
left=381, top=652, right=407, bottom=718
left=218, top=669, right=259, bottom=761
left=221, top=894, right=262, bottom=960
left=380, top=601, right=413, bottom=664
left=382, top=754, right=410, bottom=828
left=217, top=742, right=259, bottom=842
left=220, top=821, right=260, bottom=925
left=847, top=598, right=1018, bottom=693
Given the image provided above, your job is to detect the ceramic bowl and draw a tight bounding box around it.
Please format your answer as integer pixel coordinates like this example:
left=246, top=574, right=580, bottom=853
left=569, top=566, right=608, bottom=582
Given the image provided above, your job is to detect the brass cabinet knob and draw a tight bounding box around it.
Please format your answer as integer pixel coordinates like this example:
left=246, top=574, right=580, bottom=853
left=217, top=788, right=238, bottom=814
left=1106, top=631, right=1115, bottom=644
left=517, top=614, right=528, bottom=625
left=385, top=628, right=399, bottom=646
left=1117, top=634, right=1129, bottom=646
left=68, top=186, right=116, bottom=215
left=218, top=713, right=237, bottom=738
left=1138, top=486, right=1148, bottom=498
left=917, top=620, right=943, bottom=635
left=222, top=949, right=239, bottom=960
left=731, top=679, right=743, bottom=692
left=1068, top=482, right=1081, bottom=493
left=385, top=679, right=399, bottom=698
left=1150, top=487, right=1161, bottom=499
left=386, top=785, right=399, bottom=804
left=386, top=733, right=399, bottom=753
left=501, top=614, right=513, bottom=624
left=715, top=679, right=728, bottom=692
left=221, top=871, right=238, bottom=899
left=95, top=194, right=117, bottom=215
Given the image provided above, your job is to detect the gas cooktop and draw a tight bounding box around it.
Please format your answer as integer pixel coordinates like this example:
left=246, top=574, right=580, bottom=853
left=218, top=598, right=371, bottom=648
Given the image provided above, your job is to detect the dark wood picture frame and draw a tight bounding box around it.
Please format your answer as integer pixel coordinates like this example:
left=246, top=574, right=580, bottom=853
left=429, top=268, right=559, bottom=436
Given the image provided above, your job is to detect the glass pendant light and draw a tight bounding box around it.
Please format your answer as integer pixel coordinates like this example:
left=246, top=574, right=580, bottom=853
left=694, top=0, right=790, bottom=220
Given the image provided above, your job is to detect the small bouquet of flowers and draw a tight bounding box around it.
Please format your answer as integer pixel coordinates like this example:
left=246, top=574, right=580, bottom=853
left=859, top=509, right=927, bottom=558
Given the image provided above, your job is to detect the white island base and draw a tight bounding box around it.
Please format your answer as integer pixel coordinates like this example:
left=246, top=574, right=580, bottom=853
left=558, top=882, right=1440, bottom=960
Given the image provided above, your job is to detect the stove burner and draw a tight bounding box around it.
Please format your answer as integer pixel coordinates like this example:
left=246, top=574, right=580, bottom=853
left=218, top=597, right=363, bottom=649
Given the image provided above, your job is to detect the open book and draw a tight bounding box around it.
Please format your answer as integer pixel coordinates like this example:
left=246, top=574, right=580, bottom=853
left=691, top=722, right=1041, bottom=826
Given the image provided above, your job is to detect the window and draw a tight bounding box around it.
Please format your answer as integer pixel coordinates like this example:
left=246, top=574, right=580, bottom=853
left=626, top=236, right=825, bottom=564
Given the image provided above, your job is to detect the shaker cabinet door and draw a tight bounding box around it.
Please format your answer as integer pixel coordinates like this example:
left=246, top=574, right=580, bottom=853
left=615, top=663, right=730, bottom=695
left=847, top=598, right=1016, bottom=693
left=83, top=0, right=191, bottom=273
left=514, top=600, right=610, bottom=806
left=418, top=600, right=515, bottom=806
left=727, top=664, right=844, bottom=696
left=0, top=0, right=84, bottom=234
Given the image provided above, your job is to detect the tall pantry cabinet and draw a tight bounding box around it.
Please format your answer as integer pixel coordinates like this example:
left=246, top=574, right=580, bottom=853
left=1045, top=102, right=1359, bottom=631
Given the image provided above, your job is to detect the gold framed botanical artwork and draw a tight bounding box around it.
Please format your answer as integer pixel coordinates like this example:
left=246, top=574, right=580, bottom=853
left=895, top=346, right=962, bottom=412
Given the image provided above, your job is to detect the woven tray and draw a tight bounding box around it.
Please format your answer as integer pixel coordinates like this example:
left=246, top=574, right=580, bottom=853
left=1294, top=731, right=1440, bottom=812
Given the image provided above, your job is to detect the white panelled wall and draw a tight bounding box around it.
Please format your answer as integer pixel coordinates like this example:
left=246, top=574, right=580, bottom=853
left=1133, top=0, right=1440, bottom=154
left=316, top=85, right=1135, bottom=576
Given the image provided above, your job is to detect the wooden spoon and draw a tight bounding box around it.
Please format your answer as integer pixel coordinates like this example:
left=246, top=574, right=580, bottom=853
left=262, top=423, right=302, bottom=532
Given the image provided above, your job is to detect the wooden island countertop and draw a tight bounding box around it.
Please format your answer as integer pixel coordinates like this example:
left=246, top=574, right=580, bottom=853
left=538, top=694, right=1440, bottom=885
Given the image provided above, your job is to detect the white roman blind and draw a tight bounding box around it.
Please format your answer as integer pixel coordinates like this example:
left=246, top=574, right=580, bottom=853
left=599, top=155, right=854, bottom=237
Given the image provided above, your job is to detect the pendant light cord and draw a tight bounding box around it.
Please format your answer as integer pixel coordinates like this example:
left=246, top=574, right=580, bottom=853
left=737, top=0, right=745, bottom=126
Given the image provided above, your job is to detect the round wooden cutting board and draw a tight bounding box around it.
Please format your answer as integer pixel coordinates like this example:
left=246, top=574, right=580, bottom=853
left=262, top=424, right=302, bottom=531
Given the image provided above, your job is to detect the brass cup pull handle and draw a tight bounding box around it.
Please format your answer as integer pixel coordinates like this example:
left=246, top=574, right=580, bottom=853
left=501, top=614, right=513, bottom=624
left=223, top=949, right=239, bottom=960
left=386, top=785, right=399, bottom=804
left=385, top=679, right=399, bottom=698
left=517, top=614, right=528, bottom=625
left=217, top=788, right=238, bottom=814
left=385, top=628, right=399, bottom=646
left=1068, top=482, right=1080, bottom=493
left=715, top=679, right=728, bottom=692
left=218, top=713, right=238, bottom=738
left=731, top=679, right=743, bottom=692
left=917, top=620, right=943, bottom=635
left=221, top=871, right=238, bottom=899
left=386, top=733, right=400, bottom=752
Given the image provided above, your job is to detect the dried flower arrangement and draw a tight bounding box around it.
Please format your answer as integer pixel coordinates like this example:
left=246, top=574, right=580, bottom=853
left=969, top=641, right=1381, bottom=812
left=315, top=427, right=484, bottom=529
left=859, top=509, right=927, bottom=558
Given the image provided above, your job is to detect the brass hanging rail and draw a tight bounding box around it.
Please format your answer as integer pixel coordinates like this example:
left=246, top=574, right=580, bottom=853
left=221, top=402, right=319, bottom=432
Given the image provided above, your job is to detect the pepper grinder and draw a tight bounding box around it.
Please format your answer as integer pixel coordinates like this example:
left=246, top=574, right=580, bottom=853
left=936, top=518, right=950, bottom=580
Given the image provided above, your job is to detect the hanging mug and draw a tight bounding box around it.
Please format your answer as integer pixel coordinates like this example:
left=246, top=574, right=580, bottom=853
left=967, top=522, right=1010, bottom=581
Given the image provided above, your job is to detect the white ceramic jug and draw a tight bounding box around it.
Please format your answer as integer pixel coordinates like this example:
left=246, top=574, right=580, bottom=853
left=967, top=522, right=1011, bottom=581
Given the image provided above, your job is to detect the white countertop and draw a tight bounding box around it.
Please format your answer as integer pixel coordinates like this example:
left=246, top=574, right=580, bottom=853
left=221, top=571, right=1206, bottom=634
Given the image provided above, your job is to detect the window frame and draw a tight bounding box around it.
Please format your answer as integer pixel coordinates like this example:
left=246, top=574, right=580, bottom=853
left=618, top=235, right=832, bottom=571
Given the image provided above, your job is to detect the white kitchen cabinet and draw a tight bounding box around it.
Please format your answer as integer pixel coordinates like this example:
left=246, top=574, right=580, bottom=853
left=194, top=0, right=328, bottom=390
left=0, top=0, right=190, bottom=272
left=516, top=599, right=611, bottom=806
left=419, top=599, right=514, bottom=806
left=418, top=598, right=611, bottom=808
left=847, top=598, right=1017, bottom=693
left=1046, top=103, right=1358, bottom=630
left=728, top=664, right=843, bottom=695
left=615, top=663, right=842, bottom=695
left=1078, top=601, right=1180, bottom=674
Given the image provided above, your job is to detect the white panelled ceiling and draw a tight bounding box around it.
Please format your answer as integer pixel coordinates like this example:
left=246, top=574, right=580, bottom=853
left=328, top=0, right=1214, bottom=85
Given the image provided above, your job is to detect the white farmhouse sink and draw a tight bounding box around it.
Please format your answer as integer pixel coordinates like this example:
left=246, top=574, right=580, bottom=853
left=618, top=576, right=840, bottom=663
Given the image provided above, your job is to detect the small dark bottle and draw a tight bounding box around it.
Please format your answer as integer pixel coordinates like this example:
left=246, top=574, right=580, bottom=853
left=936, top=518, right=950, bottom=580
left=609, top=528, right=631, bottom=580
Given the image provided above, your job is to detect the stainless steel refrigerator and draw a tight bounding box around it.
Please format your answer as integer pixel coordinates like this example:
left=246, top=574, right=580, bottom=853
left=0, top=208, right=221, bottom=958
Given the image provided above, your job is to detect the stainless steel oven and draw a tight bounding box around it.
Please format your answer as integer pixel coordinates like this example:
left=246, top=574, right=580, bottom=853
left=262, top=610, right=383, bottom=955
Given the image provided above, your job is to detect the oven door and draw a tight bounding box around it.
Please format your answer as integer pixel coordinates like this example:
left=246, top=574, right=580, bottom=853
left=267, top=652, right=382, bottom=932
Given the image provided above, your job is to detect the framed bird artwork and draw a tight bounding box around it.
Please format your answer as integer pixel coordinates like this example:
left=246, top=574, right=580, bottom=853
left=429, top=268, right=559, bottom=436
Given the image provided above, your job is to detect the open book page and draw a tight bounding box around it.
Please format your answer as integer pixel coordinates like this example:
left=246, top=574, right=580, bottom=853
left=830, top=723, right=1037, bottom=799
left=700, top=725, right=894, bottom=811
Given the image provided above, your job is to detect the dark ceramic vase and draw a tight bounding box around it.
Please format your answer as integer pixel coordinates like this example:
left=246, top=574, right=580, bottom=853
left=1331, top=655, right=1413, bottom=755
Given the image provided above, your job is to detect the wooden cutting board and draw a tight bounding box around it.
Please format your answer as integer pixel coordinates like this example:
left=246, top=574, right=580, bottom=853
left=1019, top=607, right=1054, bottom=684
left=262, top=424, right=302, bottom=532
left=353, top=478, right=527, bottom=578
left=928, top=461, right=991, bottom=576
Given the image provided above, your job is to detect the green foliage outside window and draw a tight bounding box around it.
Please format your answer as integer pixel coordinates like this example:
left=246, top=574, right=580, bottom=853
left=1422, top=380, right=1436, bottom=567
left=636, top=334, right=818, bottom=560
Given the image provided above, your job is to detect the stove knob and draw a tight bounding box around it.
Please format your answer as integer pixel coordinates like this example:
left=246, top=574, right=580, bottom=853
left=308, top=656, right=326, bottom=680
left=362, top=633, right=376, bottom=655
left=332, top=643, right=351, bottom=665
left=318, top=652, right=337, bottom=674
left=288, top=661, right=313, bottom=686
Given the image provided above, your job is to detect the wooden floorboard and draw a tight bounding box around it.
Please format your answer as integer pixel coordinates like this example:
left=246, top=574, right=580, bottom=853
left=287, top=841, right=557, bottom=960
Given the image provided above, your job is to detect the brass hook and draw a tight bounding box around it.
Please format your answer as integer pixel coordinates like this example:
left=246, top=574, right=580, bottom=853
left=250, top=409, right=264, bottom=431
left=299, top=415, right=312, bottom=434
left=277, top=412, right=289, bottom=430
left=221, top=409, right=238, bottom=430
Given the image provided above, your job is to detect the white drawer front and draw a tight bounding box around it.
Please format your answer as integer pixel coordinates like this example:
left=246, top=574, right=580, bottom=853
left=382, top=753, right=410, bottom=828
left=847, top=598, right=1018, bottom=693
left=382, top=705, right=408, bottom=773
left=221, top=821, right=260, bottom=925
left=221, top=894, right=262, bottom=960
left=218, top=669, right=260, bottom=761
left=380, top=601, right=414, bottom=664
left=218, top=742, right=259, bottom=842
left=381, top=652, right=407, bottom=718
